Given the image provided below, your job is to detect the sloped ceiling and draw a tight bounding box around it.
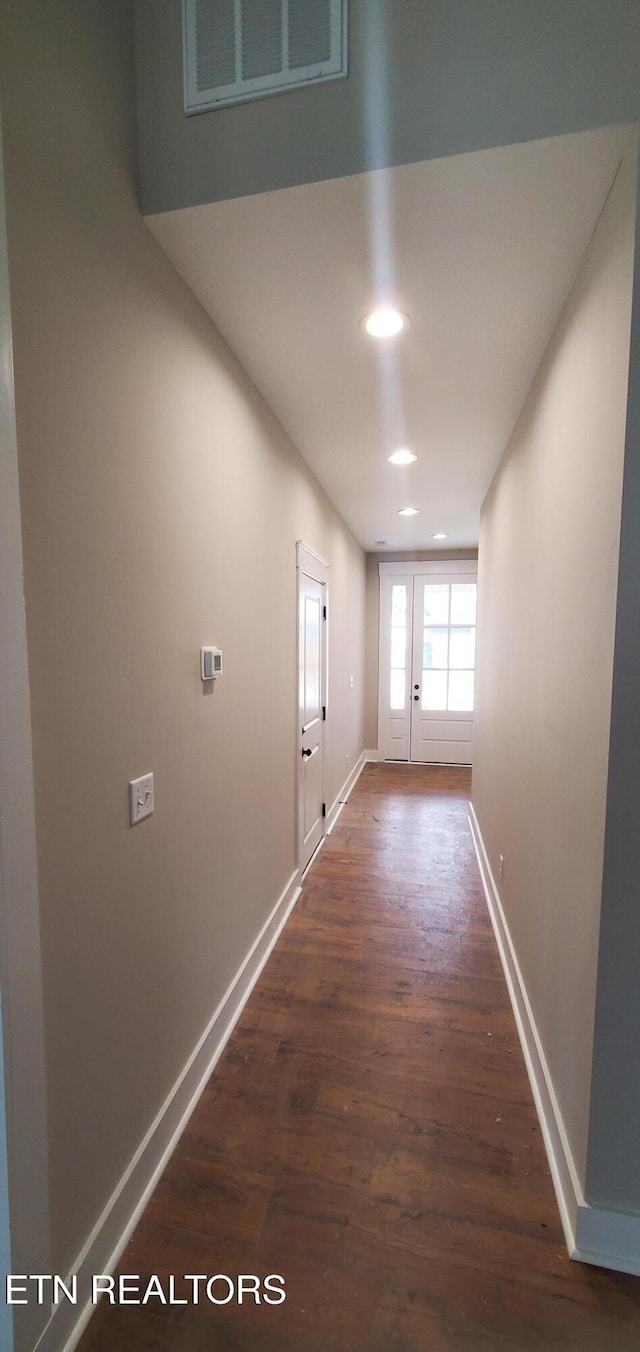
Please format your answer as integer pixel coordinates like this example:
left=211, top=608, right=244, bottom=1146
left=147, top=124, right=631, bottom=550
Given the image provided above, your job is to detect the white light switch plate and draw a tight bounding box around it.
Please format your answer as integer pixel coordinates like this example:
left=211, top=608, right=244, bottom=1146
left=129, top=772, right=154, bottom=826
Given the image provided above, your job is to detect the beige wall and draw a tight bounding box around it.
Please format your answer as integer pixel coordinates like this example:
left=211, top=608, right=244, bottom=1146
left=0, top=0, right=365, bottom=1278
left=473, top=143, right=636, bottom=1190
left=364, top=549, right=478, bottom=749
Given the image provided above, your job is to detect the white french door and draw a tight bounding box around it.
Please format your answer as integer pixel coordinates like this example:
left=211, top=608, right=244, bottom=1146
left=378, top=561, right=478, bottom=765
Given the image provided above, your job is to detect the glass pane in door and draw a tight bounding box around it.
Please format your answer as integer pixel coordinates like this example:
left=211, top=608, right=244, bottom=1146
left=419, top=580, right=477, bottom=713
left=423, top=627, right=449, bottom=669
left=424, top=584, right=449, bottom=625
left=449, top=627, right=476, bottom=668
left=390, top=584, right=407, bottom=711
left=448, top=670, right=474, bottom=711
left=390, top=669, right=406, bottom=710
left=391, top=585, right=407, bottom=626
left=450, top=583, right=477, bottom=625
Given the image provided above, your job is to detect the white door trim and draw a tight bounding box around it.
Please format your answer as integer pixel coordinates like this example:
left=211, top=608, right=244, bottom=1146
left=296, top=540, right=329, bottom=571
left=296, top=542, right=329, bottom=874
left=0, top=112, right=51, bottom=1352
left=379, top=559, right=476, bottom=577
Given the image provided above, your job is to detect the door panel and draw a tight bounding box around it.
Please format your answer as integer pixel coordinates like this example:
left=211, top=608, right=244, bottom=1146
left=411, top=576, right=476, bottom=763
left=301, top=590, right=322, bottom=732
left=298, top=566, right=326, bottom=872
left=302, top=743, right=322, bottom=841
left=419, top=719, right=473, bottom=742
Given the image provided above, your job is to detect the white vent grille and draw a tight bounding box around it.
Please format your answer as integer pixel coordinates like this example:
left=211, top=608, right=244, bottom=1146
left=183, top=0, right=348, bottom=113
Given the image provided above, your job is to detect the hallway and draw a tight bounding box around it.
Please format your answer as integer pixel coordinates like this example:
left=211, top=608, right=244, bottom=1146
left=79, top=765, right=640, bottom=1352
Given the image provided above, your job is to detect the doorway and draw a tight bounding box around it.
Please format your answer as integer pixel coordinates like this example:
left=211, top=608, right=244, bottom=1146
left=378, top=560, right=478, bottom=764
left=0, top=109, right=50, bottom=1352
left=296, top=541, right=328, bottom=874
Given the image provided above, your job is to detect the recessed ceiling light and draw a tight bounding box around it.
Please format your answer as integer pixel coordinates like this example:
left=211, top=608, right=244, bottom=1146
left=398, top=507, right=419, bottom=517
left=432, top=532, right=448, bottom=540
left=387, top=448, right=417, bottom=466
left=362, top=308, right=410, bottom=339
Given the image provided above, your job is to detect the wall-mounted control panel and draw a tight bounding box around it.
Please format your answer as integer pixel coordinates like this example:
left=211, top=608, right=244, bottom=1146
left=129, top=772, right=154, bottom=826
left=201, top=646, right=223, bottom=681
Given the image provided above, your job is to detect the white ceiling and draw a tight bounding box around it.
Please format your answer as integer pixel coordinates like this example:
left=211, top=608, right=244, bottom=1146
left=148, top=125, right=630, bottom=551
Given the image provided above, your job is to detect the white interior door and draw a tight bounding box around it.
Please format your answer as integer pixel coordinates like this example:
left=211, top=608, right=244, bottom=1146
left=297, top=543, right=328, bottom=873
left=378, top=562, right=477, bottom=765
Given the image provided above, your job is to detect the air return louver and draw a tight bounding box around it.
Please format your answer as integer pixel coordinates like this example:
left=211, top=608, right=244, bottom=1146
left=183, top=0, right=348, bottom=113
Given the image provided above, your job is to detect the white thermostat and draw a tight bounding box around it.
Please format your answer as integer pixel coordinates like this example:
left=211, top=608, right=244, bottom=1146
left=201, top=646, right=223, bottom=680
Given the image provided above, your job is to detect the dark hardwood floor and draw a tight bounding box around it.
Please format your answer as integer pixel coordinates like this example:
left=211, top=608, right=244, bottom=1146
left=79, top=764, right=640, bottom=1351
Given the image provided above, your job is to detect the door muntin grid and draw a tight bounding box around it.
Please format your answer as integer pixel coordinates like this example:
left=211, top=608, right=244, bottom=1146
left=421, top=582, right=476, bottom=713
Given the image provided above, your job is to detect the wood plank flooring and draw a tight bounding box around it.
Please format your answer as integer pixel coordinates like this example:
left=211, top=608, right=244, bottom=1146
left=79, top=764, right=640, bottom=1351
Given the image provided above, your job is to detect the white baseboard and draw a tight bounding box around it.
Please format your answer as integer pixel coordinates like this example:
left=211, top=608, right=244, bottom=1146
left=574, top=1203, right=640, bottom=1275
left=35, top=869, right=302, bottom=1352
left=325, top=749, right=369, bottom=834
left=468, top=803, right=640, bottom=1277
left=364, top=748, right=379, bottom=762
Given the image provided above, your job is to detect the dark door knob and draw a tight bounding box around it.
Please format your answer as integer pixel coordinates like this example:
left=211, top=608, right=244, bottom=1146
left=301, top=747, right=313, bottom=757
left=413, top=694, right=419, bottom=701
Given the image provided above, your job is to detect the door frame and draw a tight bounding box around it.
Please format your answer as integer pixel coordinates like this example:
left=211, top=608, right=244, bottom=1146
left=296, top=541, right=329, bottom=875
left=0, top=110, right=51, bottom=1352
left=378, top=559, right=478, bottom=763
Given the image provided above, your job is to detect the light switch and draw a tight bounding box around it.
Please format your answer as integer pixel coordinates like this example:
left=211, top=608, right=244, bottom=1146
left=129, top=773, right=154, bottom=826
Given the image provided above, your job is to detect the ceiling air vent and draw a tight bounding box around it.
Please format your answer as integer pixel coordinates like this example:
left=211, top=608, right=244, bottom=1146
left=183, top=0, right=348, bottom=113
